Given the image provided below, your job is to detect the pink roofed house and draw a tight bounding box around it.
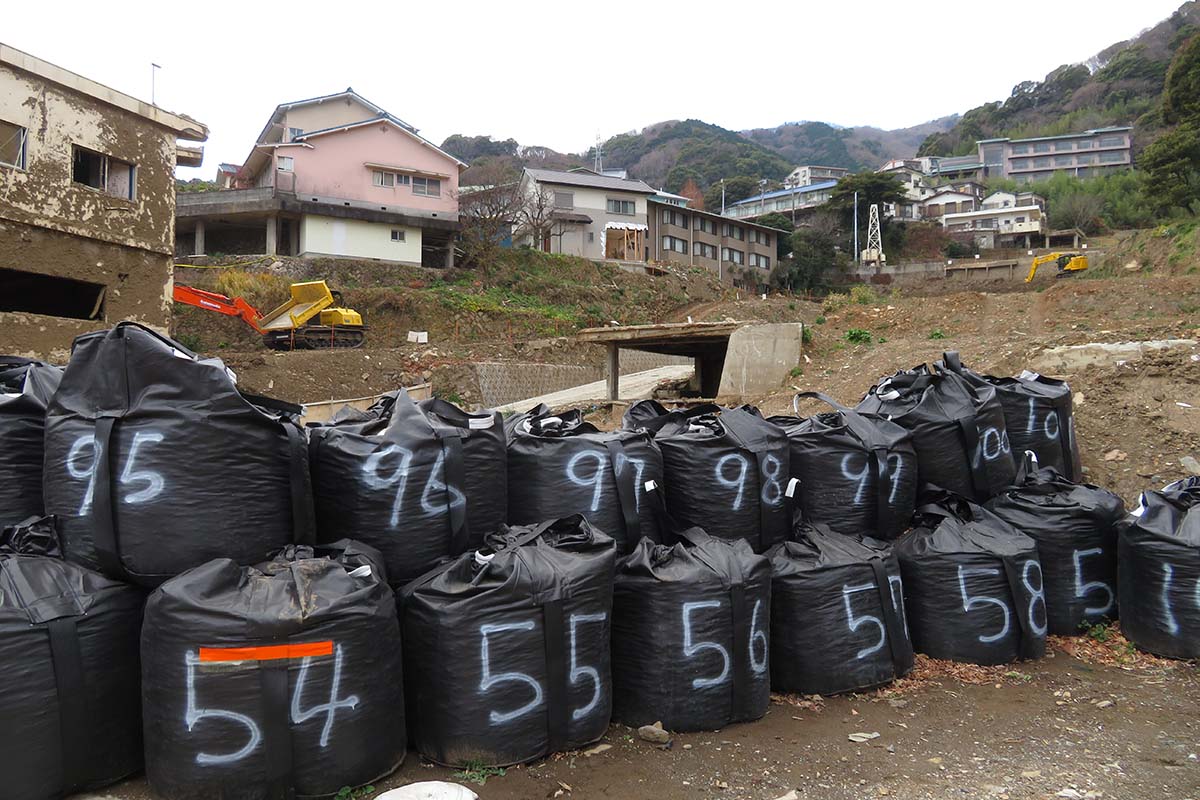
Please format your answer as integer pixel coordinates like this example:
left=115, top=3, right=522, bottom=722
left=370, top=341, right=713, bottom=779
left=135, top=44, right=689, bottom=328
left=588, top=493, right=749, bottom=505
left=176, top=88, right=467, bottom=267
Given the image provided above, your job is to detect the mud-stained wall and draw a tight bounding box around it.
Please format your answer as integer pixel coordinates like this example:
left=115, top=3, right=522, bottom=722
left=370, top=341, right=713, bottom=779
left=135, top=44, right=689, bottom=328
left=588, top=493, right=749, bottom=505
left=0, top=65, right=178, bottom=254
left=0, top=219, right=171, bottom=360
left=0, top=63, right=181, bottom=357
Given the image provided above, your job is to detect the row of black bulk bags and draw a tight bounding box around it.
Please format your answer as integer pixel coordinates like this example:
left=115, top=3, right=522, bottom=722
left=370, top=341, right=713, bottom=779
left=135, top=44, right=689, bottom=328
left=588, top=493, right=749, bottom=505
left=143, top=540, right=405, bottom=800
left=858, top=363, right=1016, bottom=503
left=623, top=401, right=790, bottom=551
left=986, top=462, right=1125, bottom=635
left=1119, top=478, right=1200, bottom=659
left=506, top=404, right=662, bottom=552
left=612, top=524, right=771, bottom=732
left=767, top=393, right=917, bottom=540
left=0, top=357, right=62, bottom=527
left=768, top=524, right=914, bottom=695
left=895, top=493, right=1047, bottom=666
left=309, top=390, right=507, bottom=584
left=42, top=323, right=316, bottom=587
left=402, top=516, right=615, bottom=767
left=0, top=516, right=144, bottom=800
left=938, top=352, right=1082, bottom=482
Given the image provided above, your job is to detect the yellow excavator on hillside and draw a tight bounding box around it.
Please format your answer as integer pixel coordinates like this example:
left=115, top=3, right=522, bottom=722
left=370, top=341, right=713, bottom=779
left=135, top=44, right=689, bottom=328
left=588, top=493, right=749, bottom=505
left=1025, top=252, right=1088, bottom=283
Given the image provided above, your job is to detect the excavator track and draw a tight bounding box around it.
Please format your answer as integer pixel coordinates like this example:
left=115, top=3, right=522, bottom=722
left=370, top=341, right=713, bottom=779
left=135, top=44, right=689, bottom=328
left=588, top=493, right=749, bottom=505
left=263, top=326, right=366, bottom=351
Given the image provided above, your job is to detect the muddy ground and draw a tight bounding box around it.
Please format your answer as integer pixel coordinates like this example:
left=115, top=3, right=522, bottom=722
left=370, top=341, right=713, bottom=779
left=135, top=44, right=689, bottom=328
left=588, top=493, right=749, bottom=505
left=83, top=637, right=1200, bottom=800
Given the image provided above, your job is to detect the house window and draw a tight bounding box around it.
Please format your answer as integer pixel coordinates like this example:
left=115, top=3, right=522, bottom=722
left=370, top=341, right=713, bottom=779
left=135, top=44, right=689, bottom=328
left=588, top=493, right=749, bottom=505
left=749, top=229, right=771, bottom=246
left=662, top=208, right=687, bottom=228
left=721, top=247, right=744, bottom=265
left=1099, top=151, right=1126, bottom=163
left=1053, top=141, right=1073, bottom=152
left=278, top=156, right=294, bottom=172
left=71, top=146, right=135, bottom=200
left=1099, top=135, right=1126, bottom=148
left=554, top=191, right=574, bottom=208
left=391, top=229, right=406, bottom=242
left=1033, top=142, right=1052, bottom=153
left=695, top=242, right=717, bottom=259
left=587, top=232, right=595, bottom=243
left=287, top=127, right=304, bottom=141
left=413, top=177, right=441, bottom=196
left=1055, top=156, right=1073, bottom=167
left=1015, top=216, right=1026, bottom=224
left=373, top=170, right=395, bottom=187
left=606, top=198, right=635, bottom=215
left=750, top=253, right=771, bottom=269
left=1010, top=144, right=1029, bottom=155
left=696, top=217, right=715, bottom=234
left=662, top=235, right=687, bottom=255
left=1077, top=140, right=1093, bottom=149
left=0, top=120, right=27, bottom=169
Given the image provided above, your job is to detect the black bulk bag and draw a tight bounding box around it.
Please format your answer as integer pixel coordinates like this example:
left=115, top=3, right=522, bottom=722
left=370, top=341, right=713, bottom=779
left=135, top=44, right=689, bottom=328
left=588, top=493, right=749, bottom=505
left=938, top=352, right=1081, bottom=481
left=986, top=462, right=1125, bottom=634
left=857, top=363, right=1016, bottom=503
left=767, top=392, right=917, bottom=540
left=894, top=493, right=1047, bottom=665
left=401, top=516, right=616, bottom=767
left=1119, top=478, right=1200, bottom=659
left=506, top=404, right=663, bottom=551
left=767, top=524, right=913, bottom=695
left=612, top=525, right=771, bottom=731
left=43, top=322, right=315, bottom=587
left=310, top=390, right=507, bottom=585
left=0, top=516, right=144, bottom=800
left=624, top=401, right=790, bottom=552
left=142, top=540, right=405, bottom=800
left=0, top=357, right=62, bottom=527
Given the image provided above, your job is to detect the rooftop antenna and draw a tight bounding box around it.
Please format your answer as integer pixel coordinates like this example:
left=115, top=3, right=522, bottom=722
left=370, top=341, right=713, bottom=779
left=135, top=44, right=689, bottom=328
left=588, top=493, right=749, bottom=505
left=151, top=63, right=161, bottom=106
left=594, top=133, right=603, bottom=173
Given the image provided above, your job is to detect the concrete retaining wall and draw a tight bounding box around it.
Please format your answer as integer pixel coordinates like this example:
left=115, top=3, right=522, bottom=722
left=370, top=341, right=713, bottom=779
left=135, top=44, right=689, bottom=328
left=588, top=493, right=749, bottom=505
left=471, top=352, right=690, bottom=408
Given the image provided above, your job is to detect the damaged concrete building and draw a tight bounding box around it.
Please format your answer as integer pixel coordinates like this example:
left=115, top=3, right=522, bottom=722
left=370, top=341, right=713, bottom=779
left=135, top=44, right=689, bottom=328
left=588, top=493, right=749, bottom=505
left=0, top=43, right=208, bottom=359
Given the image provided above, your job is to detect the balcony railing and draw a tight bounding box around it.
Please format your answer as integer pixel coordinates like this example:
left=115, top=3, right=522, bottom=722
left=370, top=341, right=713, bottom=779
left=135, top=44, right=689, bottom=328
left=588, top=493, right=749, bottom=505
left=176, top=186, right=276, bottom=207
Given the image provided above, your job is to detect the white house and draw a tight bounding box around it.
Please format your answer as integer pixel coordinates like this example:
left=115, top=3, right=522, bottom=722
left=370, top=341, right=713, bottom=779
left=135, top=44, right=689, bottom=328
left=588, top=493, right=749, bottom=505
left=943, top=202, right=1045, bottom=249
left=517, top=168, right=655, bottom=261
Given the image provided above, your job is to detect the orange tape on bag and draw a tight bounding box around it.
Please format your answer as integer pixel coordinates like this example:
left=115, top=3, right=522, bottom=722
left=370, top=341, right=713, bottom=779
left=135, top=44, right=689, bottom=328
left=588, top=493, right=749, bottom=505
left=198, top=641, right=333, bottom=663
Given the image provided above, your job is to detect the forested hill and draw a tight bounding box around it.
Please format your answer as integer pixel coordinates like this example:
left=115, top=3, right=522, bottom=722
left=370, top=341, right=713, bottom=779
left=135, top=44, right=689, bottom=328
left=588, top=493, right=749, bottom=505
left=740, top=117, right=958, bottom=173
left=919, top=2, right=1198, bottom=156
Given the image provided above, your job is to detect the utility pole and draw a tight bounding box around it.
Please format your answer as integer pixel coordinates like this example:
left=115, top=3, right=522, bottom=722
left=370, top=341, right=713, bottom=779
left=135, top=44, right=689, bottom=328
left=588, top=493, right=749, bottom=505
left=853, top=190, right=859, bottom=264
left=759, top=179, right=768, bottom=217
left=721, top=179, right=726, bottom=215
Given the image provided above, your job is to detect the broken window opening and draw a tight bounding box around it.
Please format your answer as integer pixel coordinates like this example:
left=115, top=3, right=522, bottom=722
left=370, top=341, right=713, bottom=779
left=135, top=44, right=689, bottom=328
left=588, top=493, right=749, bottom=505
left=72, top=146, right=136, bottom=199
left=0, top=120, right=27, bottom=169
left=0, top=267, right=106, bottom=320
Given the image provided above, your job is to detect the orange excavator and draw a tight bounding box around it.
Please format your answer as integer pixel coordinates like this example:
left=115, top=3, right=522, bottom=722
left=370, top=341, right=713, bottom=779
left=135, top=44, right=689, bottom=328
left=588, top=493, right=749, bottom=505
left=173, top=280, right=366, bottom=350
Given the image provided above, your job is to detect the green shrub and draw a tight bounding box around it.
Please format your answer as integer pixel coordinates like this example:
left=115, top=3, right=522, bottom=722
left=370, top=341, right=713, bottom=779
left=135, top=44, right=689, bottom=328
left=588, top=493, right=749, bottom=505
left=822, top=293, right=849, bottom=313
left=815, top=315, right=827, bottom=325
left=801, top=326, right=813, bottom=345
left=850, top=285, right=879, bottom=305
left=845, top=328, right=872, bottom=344
left=928, top=329, right=947, bottom=340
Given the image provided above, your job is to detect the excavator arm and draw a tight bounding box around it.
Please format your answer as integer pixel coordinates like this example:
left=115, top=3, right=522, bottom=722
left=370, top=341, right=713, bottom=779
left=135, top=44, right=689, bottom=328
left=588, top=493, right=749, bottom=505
left=172, top=285, right=265, bottom=333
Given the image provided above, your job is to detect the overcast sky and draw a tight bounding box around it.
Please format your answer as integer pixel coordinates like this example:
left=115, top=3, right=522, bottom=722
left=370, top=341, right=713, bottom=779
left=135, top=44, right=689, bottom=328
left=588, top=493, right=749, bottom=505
left=7, top=0, right=1185, bottom=178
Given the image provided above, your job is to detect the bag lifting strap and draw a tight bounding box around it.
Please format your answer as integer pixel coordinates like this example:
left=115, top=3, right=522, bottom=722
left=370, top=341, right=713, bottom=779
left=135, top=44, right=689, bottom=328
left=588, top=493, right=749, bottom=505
left=728, top=582, right=752, bottom=722
left=542, top=599, right=569, bottom=753
left=283, top=423, right=316, bottom=547
left=47, top=618, right=89, bottom=793
left=719, top=408, right=785, bottom=551
left=90, top=415, right=127, bottom=581
left=1051, top=393, right=1077, bottom=480
left=436, top=430, right=469, bottom=554
left=999, top=556, right=1041, bottom=661
left=867, top=558, right=912, bottom=676
left=954, top=414, right=989, bottom=501
left=605, top=439, right=642, bottom=545
left=259, top=657, right=295, bottom=800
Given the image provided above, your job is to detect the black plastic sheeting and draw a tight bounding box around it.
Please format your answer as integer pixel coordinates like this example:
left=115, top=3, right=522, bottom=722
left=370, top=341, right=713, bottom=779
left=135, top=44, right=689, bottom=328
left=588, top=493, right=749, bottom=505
left=938, top=352, right=1081, bottom=481
left=42, top=323, right=316, bottom=587
left=401, top=516, right=616, bottom=767
left=612, top=525, right=771, bottom=731
left=310, top=390, right=507, bottom=585
left=987, top=464, right=1125, bottom=635
left=1119, top=478, right=1200, bottom=659
left=624, top=401, right=790, bottom=551
left=0, top=357, right=62, bottom=527
left=767, top=393, right=917, bottom=540
left=506, top=404, right=663, bottom=551
left=0, top=516, right=144, bottom=800
left=143, top=540, right=405, bottom=800
left=768, top=524, right=913, bottom=695
left=857, top=364, right=1016, bottom=503
left=895, top=493, right=1047, bottom=665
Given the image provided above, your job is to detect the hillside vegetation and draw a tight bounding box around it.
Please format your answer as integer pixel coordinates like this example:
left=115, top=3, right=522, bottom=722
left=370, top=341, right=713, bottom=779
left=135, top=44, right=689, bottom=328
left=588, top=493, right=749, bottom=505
left=919, top=3, right=1198, bottom=156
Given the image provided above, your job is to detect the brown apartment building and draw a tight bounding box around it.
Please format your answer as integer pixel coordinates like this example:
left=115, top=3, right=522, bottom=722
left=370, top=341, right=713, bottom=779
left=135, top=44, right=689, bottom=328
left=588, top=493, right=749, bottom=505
left=646, top=196, right=777, bottom=289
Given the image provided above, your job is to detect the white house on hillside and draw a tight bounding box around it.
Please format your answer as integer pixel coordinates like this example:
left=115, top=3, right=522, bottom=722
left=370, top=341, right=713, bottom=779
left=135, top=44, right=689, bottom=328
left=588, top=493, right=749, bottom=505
left=517, top=168, right=655, bottom=261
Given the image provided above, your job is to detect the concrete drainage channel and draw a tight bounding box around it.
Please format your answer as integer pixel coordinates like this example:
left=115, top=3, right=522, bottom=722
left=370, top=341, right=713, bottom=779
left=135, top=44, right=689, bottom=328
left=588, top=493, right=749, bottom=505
left=1030, top=339, right=1198, bottom=373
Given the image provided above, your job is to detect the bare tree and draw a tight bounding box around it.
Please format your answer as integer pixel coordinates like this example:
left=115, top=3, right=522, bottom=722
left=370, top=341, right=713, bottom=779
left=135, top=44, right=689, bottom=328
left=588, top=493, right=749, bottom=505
left=513, top=182, right=559, bottom=252
left=1050, top=193, right=1104, bottom=235
left=454, top=161, right=523, bottom=278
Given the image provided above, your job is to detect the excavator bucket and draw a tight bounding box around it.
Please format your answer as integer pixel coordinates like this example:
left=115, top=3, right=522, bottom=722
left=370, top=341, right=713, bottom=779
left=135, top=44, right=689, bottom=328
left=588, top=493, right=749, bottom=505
left=258, top=280, right=335, bottom=331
